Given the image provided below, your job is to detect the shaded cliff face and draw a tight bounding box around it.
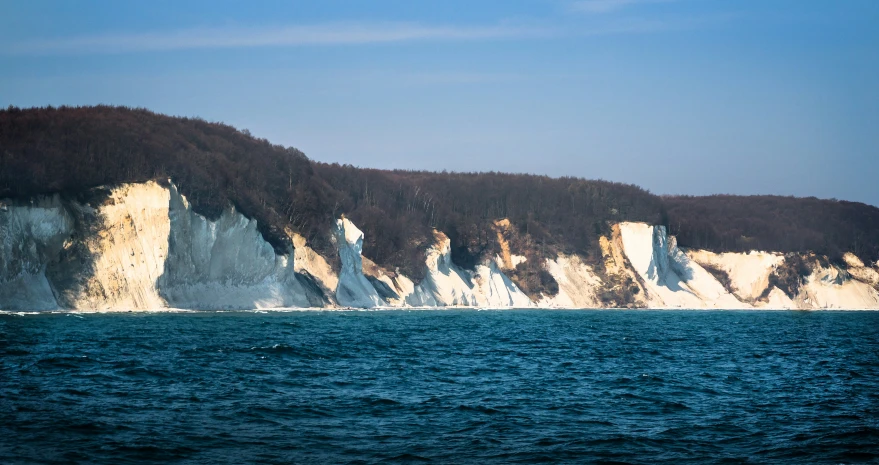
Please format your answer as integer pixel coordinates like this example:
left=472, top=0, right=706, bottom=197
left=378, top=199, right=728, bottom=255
left=0, top=182, right=328, bottom=310
left=1, top=182, right=878, bottom=311
left=159, top=184, right=315, bottom=309
left=0, top=196, right=72, bottom=310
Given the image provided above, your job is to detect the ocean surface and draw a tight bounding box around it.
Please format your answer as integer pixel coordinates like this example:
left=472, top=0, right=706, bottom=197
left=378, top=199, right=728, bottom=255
left=1, top=310, right=878, bottom=464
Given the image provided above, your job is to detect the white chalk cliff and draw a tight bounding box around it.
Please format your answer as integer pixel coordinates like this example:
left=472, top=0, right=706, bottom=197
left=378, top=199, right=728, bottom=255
left=618, top=223, right=746, bottom=309
left=1, top=182, right=321, bottom=310
left=159, top=184, right=314, bottom=309
left=398, top=231, right=532, bottom=308
left=1, top=182, right=878, bottom=311
left=0, top=195, right=73, bottom=310
left=333, top=217, right=386, bottom=308
left=536, top=254, right=604, bottom=308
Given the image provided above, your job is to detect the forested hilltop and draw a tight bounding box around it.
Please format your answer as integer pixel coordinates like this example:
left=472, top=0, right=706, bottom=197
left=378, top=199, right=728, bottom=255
left=2, top=105, right=877, bottom=284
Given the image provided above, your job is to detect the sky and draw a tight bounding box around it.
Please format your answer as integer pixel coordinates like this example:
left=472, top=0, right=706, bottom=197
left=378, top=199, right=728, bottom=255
left=1, top=0, right=877, bottom=205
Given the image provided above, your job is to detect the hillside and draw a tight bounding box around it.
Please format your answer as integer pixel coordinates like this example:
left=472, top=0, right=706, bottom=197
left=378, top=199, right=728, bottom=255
left=664, top=195, right=879, bottom=264
left=2, top=104, right=878, bottom=289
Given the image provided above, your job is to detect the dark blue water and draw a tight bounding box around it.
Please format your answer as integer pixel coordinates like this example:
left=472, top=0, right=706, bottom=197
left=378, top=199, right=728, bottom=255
left=2, top=310, right=878, bottom=464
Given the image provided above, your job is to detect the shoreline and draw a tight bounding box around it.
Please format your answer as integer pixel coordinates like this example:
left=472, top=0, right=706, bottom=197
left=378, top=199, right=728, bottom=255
left=3, top=306, right=879, bottom=315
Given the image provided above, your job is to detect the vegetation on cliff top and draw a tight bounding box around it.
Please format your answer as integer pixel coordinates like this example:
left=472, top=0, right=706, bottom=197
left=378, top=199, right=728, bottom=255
left=2, top=105, right=877, bottom=287
left=664, top=195, right=879, bottom=266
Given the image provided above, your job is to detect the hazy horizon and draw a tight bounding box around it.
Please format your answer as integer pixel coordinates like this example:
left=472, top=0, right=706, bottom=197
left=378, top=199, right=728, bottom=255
left=2, top=0, right=877, bottom=206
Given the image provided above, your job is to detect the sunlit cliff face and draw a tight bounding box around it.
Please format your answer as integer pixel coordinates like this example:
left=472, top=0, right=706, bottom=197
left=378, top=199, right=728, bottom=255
left=2, top=181, right=878, bottom=311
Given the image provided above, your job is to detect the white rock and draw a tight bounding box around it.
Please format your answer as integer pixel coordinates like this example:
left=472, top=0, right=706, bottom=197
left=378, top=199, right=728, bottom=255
left=332, top=218, right=386, bottom=308
left=618, top=222, right=747, bottom=308
left=405, top=231, right=531, bottom=307
left=537, top=254, right=602, bottom=308
left=687, top=249, right=784, bottom=301
left=796, top=264, right=879, bottom=309
left=0, top=196, right=72, bottom=310
left=158, top=183, right=312, bottom=310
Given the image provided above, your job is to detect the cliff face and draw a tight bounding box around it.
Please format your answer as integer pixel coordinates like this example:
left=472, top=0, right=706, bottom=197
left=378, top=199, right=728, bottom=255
left=404, top=230, right=533, bottom=308
left=1, top=181, right=878, bottom=311
left=0, top=196, right=72, bottom=310
left=159, top=183, right=315, bottom=309
left=0, top=182, right=319, bottom=310
left=333, top=217, right=387, bottom=308
left=617, top=223, right=746, bottom=309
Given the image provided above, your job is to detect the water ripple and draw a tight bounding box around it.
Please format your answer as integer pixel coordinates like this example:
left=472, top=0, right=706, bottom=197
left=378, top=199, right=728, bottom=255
left=1, top=310, right=878, bottom=464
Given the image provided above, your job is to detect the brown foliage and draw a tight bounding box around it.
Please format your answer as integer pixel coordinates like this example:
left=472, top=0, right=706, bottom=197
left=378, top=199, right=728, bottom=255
left=665, top=195, right=879, bottom=266
left=0, top=104, right=324, bottom=255
left=3, top=106, right=877, bottom=287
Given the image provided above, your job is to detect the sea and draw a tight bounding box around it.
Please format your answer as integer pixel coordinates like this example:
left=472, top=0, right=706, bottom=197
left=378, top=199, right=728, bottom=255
left=1, top=309, right=878, bottom=464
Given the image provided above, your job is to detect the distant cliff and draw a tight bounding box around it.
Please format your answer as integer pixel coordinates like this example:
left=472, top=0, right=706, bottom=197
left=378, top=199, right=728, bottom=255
left=1, top=106, right=878, bottom=311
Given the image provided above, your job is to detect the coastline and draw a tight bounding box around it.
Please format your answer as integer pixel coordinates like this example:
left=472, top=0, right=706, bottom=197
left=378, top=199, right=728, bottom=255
left=4, top=306, right=879, bottom=316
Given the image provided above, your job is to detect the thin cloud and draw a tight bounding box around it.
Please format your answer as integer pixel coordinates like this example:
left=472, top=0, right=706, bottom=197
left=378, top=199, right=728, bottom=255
left=2, top=21, right=549, bottom=55
left=1, top=12, right=730, bottom=56
left=571, top=0, right=678, bottom=14
left=402, top=71, right=523, bottom=85
left=582, top=13, right=734, bottom=35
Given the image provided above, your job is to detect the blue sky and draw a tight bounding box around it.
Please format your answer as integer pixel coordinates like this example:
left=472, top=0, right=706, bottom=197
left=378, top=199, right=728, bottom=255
left=2, top=0, right=877, bottom=205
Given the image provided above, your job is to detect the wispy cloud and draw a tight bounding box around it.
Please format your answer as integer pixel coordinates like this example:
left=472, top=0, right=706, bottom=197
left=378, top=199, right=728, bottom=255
left=571, top=0, right=678, bottom=14
left=1, top=11, right=730, bottom=56
left=2, top=21, right=548, bottom=55
left=401, top=71, right=523, bottom=85
left=581, top=13, right=734, bottom=35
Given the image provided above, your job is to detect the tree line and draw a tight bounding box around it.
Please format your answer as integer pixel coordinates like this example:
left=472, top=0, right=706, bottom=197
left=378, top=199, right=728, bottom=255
left=664, top=195, right=879, bottom=265
left=2, top=105, right=876, bottom=287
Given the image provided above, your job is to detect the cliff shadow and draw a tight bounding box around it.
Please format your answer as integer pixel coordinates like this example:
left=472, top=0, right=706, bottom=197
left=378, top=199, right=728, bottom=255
left=366, top=275, right=400, bottom=301
left=295, top=271, right=331, bottom=307
left=45, top=187, right=115, bottom=308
